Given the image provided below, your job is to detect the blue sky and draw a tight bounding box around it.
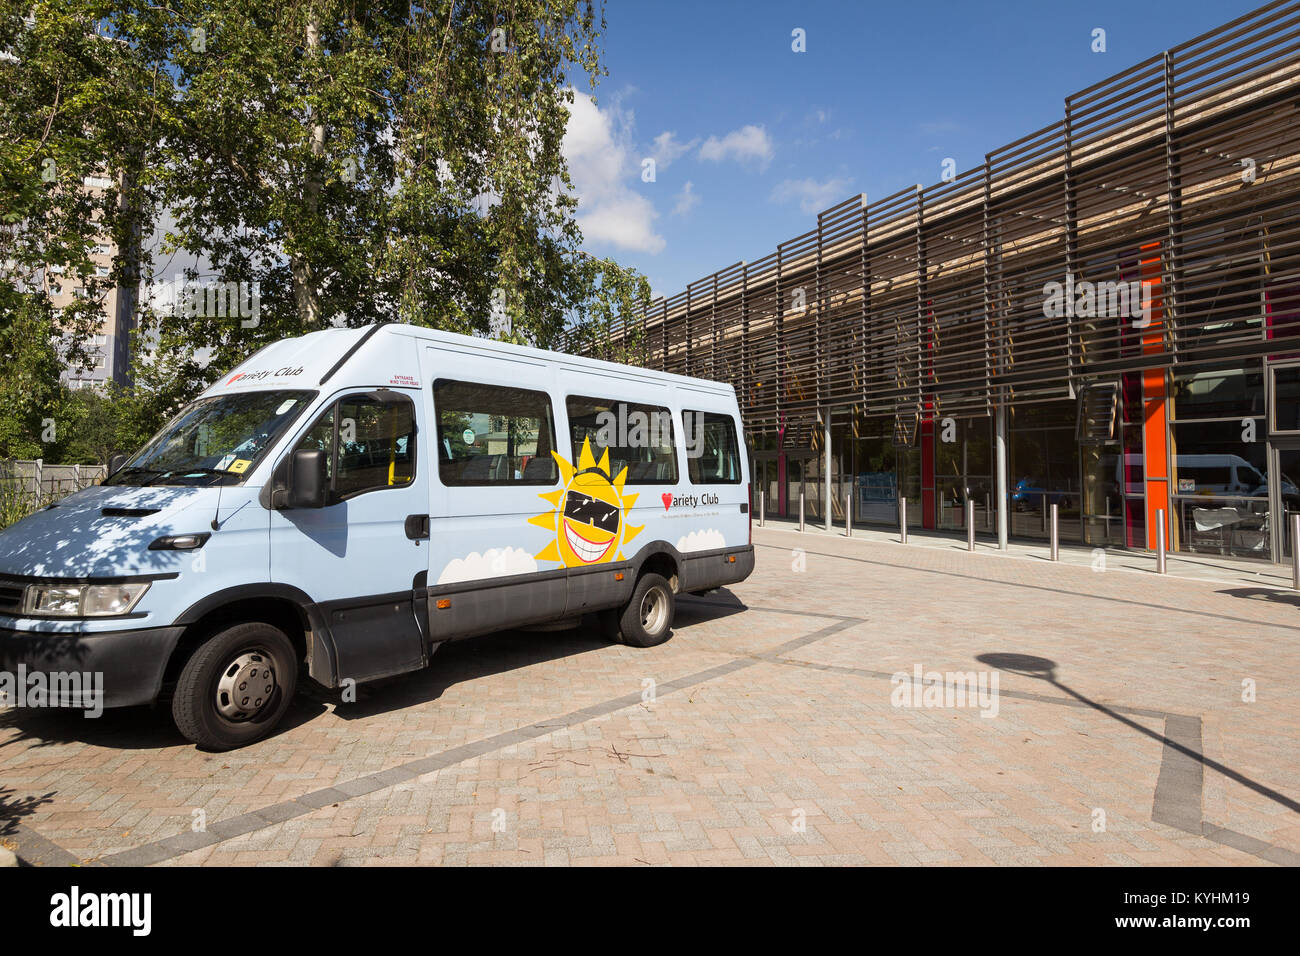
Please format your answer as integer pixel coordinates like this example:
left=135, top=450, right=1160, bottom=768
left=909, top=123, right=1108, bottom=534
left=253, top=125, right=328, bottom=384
left=565, top=0, right=1265, bottom=299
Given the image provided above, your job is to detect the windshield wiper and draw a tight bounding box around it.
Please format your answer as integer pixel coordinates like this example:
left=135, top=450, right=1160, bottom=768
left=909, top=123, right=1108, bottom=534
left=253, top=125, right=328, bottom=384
left=142, top=467, right=238, bottom=486
left=107, top=466, right=163, bottom=486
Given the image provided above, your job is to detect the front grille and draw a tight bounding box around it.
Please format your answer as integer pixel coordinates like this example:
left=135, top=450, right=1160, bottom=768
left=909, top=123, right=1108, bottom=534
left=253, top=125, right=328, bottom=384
left=0, top=583, right=24, bottom=614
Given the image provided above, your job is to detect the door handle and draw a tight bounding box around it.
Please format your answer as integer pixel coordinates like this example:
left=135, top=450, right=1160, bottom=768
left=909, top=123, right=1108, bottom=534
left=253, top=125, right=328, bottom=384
left=404, top=514, right=430, bottom=540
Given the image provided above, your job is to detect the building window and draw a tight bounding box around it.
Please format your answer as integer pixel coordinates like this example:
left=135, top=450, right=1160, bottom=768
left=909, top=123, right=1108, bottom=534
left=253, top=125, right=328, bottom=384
left=433, top=379, right=558, bottom=486
left=1169, top=365, right=1268, bottom=557
left=566, top=395, right=677, bottom=485
left=1170, top=365, right=1265, bottom=421
left=1269, top=364, right=1300, bottom=434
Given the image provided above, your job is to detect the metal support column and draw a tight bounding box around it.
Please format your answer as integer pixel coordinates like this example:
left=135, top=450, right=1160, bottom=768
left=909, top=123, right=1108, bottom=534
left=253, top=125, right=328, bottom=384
left=824, top=409, right=832, bottom=532
left=996, top=398, right=1008, bottom=551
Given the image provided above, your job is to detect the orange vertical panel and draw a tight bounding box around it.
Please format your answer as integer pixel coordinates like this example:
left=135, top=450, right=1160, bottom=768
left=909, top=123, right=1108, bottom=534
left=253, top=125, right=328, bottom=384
left=1140, top=244, right=1169, bottom=550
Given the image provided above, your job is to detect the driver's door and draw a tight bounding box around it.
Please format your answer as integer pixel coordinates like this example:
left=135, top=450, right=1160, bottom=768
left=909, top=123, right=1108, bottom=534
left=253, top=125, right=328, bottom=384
left=269, top=389, right=428, bottom=684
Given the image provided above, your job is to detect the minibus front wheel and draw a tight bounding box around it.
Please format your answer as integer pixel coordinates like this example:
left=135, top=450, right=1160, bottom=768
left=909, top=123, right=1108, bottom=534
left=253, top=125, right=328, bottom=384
left=171, top=622, right=299, bottom=750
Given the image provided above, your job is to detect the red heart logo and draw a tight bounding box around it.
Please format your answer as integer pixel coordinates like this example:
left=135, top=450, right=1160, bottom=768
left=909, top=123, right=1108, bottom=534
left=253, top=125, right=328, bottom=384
left=661, top=492, right=673, bottom=511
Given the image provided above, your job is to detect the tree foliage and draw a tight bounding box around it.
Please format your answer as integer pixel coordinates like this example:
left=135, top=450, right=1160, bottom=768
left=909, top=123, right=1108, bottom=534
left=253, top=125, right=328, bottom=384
left=1, top=0, right=652, bottom=459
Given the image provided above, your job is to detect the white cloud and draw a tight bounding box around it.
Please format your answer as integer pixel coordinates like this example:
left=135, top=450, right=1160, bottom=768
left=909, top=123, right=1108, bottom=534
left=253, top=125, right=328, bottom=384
left=672, top=181, right=699, bottom=217
left=770, top=176, right=854, bottom=215
left=562, top=91, right=665, bottom=254
left=651, top=130, right=697, bottom=171
left=699, top=124, right=774, bottom=168
left=437, top=547, right=538, bottom=584
left=676, top=529, right=727, bottom=552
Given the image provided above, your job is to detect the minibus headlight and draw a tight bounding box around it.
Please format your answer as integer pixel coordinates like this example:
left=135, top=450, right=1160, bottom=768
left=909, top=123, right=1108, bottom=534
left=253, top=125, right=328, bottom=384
left=24, top=582, right=150, bottom=617
left=24, top=586, right=81, bottom=615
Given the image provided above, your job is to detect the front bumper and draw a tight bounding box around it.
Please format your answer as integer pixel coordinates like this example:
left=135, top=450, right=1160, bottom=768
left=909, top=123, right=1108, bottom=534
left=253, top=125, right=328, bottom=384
left=0, top=624, right=185, bottom=709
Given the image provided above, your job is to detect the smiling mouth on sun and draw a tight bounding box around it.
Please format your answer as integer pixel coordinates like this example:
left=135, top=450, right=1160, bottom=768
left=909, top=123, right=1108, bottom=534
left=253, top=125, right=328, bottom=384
left=564, top=520, right=616, bottom=563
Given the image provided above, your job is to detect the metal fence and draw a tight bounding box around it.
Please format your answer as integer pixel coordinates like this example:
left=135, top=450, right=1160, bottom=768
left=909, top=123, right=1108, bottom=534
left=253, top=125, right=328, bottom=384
left=566, top=0, right=1300, bottom=438
left=0, top=459, right=107, bottom=505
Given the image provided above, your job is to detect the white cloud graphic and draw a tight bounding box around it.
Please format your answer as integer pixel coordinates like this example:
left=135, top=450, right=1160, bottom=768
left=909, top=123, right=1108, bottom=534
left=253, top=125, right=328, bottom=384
left=437, top=547, right=538, bottom=584
left=676, top=529, right=727, bottom=552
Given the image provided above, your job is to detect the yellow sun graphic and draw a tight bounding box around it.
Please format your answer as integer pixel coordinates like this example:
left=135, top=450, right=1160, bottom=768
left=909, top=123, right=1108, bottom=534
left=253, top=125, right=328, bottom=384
left=530, top=437, right=643, bottom=566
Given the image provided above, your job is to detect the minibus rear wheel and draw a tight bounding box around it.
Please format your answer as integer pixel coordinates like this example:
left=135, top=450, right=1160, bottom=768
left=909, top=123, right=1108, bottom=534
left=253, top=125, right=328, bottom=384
left=618, top=572, right=675, bottom=648
left=171, top=622, right=299, bottom=750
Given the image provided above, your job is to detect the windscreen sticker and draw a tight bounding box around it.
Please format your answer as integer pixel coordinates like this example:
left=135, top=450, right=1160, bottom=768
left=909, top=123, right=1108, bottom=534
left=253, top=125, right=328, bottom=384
left=227, top=459, right=252, bottom=474
left=530, top=437, right=643, bottom=566
left=215, top=454, right=236, bottom=471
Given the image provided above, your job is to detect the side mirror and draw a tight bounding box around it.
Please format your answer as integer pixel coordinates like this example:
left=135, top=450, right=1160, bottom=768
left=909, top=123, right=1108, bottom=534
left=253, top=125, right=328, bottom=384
left=108, top=453, right=128, bottom=476
left=287, top=448, right=328, bottom=508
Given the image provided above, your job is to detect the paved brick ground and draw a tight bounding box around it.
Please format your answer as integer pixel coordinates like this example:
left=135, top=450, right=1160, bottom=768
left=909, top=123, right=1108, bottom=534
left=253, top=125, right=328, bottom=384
left=2, top=525, right=1297, bottom=866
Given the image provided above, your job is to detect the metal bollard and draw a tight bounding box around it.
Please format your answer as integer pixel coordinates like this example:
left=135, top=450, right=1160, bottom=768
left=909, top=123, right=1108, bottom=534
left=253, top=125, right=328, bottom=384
left=1156, top=509, right=1167, bottom=574
left=900, top=497, right=908, bottom=544
left=799, top=491, right=805, bottom=533
left=845, top=490, right=853, bottom=538
left=759, top=489, right=765, bottom=527
left=966, top=498, right=975, bottom=552
left=1049, top=503, right=1059, bottom=561
left=1292, top=514, right=1300, bottom=590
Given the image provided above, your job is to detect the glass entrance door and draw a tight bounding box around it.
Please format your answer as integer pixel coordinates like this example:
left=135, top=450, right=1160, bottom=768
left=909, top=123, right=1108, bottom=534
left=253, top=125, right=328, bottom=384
left=753, top=454, right=780, bottom=519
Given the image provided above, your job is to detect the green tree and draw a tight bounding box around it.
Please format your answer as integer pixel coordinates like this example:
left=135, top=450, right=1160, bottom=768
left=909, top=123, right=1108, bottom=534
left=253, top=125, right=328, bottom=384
left=0, top=294, right=63, bottom=459
left=2, top=1, right=651, bottom=445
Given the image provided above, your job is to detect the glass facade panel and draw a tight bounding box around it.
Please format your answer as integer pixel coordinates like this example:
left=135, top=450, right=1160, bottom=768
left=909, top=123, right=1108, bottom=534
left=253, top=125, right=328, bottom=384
left=1008, top=402, right=1081, bottom=541
left=1170, top=366, right=1265, bottom=420
left=1271, top=365, right=1300, bottom=433
left=936, top=417, right=993, bottom=532
left=1170, top=418, right=1269, bottom=557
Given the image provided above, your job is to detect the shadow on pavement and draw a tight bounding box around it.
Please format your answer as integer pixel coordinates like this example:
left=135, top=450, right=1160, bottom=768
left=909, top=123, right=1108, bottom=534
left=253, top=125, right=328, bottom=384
left=1215, top=586, right=1300, bottom=609
left=975, top=652, right=1300, bottom=815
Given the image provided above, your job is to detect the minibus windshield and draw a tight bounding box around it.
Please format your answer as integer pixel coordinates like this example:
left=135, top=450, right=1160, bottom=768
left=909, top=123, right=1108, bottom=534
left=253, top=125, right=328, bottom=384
left=106, top=390, right=315, bottom=487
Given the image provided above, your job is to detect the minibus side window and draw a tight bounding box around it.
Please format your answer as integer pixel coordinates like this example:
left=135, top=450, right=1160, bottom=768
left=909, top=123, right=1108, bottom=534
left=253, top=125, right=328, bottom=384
left=293, top=393, right=416, bottom=500
left=681, top=410, right=742, bottom=484
left=433, top=379, right=558, bottom=486
left=566, top=395, right=677, bottom=485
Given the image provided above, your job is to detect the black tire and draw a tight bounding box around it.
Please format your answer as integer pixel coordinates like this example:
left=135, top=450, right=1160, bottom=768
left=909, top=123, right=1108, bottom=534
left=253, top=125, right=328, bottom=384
left=617, top=572, right=675, bottom=648
left=171, top=621, right=298, bottom=750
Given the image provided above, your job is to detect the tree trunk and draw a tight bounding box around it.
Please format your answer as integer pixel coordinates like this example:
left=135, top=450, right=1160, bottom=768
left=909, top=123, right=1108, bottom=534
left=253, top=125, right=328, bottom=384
left=293, top=11, right=327, bottom=327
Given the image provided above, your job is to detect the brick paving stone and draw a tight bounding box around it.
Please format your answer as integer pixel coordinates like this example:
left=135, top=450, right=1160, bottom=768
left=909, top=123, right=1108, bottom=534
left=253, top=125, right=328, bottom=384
left=2, top=525, right=1297, bottom=866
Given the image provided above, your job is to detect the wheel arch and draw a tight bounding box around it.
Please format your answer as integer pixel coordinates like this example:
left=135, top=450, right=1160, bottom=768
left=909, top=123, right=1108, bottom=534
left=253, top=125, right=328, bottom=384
left=630, top=541, right=683, bottom=592
left=165, top=584, right=323, bottom=687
